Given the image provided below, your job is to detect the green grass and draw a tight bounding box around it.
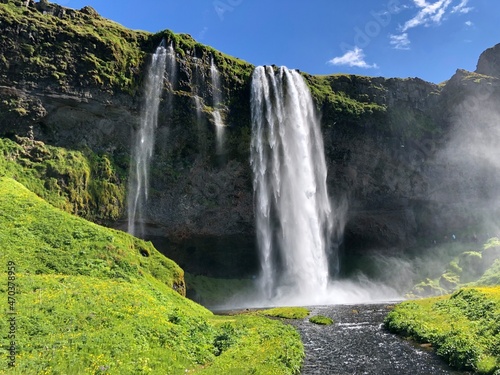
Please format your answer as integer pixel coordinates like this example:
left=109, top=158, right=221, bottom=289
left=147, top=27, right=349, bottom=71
left=196, top=315, right=304, bottom=375
left=0, top=178, right=304, bottom=374
left=309, top=316, right=334, bottom=325
left=385, top=286, right=500, bottom=373
left=260, top=307, right=310, bottom=320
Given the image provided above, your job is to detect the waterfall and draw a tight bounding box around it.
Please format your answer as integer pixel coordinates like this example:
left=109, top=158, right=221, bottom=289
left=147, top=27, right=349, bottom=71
left=127, top=43, right=167, bottom=237
left=210, top=56, right=225, bottom=154
left=166, top=43, right=177, bottom=93
left=250, top=66, right=334, bottom=302
left=164, top=42, right=177, bottom=119
left=193, top=58, right=205, bottom=135
left=194, top=96, right=203, bottom=126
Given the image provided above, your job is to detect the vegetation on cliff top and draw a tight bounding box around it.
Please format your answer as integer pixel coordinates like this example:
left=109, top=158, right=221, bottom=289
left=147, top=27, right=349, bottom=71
left=0, top=0, right=148, bottom=93
left=385, top=287, right=500, bottom=373
left=0, top=0, right=253, bottom=95
left=0, top=177, right=304, bottom=374
left=305, top=73, right=387, bottom=121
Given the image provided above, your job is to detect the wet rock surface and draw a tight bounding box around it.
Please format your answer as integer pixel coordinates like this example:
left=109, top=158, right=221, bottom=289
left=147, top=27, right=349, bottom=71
left=291, top=303, right=471, bottom=375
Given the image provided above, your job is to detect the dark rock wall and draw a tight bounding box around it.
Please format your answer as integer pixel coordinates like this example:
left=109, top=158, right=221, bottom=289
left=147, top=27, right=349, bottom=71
left=2, top=1, right=500, bottom=276
left=476, top=43, right=500, bottom=78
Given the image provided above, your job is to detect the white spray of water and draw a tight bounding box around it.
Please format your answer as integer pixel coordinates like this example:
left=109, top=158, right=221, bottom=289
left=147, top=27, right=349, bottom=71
left=194, top=96, right=203, bottom=125
left=438, top=80, right=500, bottom=236
left=210, top=56, right=225, bottom=154
left=166, top=43, right=177, bottom=92
left=192, top=59, right=204, bottom=128
left=250, top=66, right=334, bottom=304
left=127, top=43, right=167, bottom=237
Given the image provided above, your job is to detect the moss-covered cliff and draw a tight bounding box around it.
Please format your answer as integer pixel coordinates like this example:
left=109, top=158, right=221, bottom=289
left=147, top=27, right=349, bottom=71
left=1, top=0, right=500, bottom=278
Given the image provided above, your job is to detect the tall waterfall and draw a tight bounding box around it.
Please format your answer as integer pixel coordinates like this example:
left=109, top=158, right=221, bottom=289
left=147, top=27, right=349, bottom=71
left=250, top=66, right=334, bottom=302
left=127, top=43, right=167, bottom=237
left=210, top=56, right=225, bottom=154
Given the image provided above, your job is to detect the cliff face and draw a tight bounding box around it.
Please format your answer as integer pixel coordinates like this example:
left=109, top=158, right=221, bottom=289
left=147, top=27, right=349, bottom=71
left=2, top=1, right=500, bottom=277
left=476, top=43, right=500, bottom=78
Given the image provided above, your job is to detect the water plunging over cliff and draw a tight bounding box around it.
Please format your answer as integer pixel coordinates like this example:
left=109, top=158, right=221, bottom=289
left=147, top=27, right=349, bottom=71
left=193, top=59, right=203, bottom=117
left=250, top=66, right=334, bottom=302
left=210, top=56, right=225, bottom=154
left=166, top=43, right=177, bottom=109
left=127, top=43, right=167, bottom=237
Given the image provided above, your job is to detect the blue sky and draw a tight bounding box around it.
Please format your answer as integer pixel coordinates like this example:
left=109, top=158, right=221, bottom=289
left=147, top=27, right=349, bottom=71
left=51, top=0, right=499, bottom=83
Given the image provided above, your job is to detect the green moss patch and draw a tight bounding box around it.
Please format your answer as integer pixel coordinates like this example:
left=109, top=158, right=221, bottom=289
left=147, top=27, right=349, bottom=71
left=385, top=287, right=500, bottom=373
left=309, top=315, right=334, bottom=325
left=260, top=307, right=310, bottom=320
left=0, top=1, right=148, bottom=93
left=0, top=136, right=126, bottom=223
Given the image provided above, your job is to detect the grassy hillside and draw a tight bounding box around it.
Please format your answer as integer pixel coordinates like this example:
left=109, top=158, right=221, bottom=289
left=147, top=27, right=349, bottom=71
left=0, top=177, right=303, bottom=374
left=385, top=287, right=500, bottom=374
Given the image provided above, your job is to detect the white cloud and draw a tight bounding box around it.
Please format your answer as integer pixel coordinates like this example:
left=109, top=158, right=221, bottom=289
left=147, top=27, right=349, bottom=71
left=464, top=20, right=473, bottom=27
left=413, top=0, right=429, bottom=8
left=452, top=0, right=473, bottom=13
left=390, top=33, right=411, bottom=50
left=328, top=47, right=378, bottom=69
left=391, top=0, right=475, bottom=51
left=402, top=0, right=453, bottom=32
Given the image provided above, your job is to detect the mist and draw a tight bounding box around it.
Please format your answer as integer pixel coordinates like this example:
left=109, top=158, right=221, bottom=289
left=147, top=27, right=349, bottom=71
left=435, top=77, right=500, bottom=240
left=211, top=73, right=500, bottom=311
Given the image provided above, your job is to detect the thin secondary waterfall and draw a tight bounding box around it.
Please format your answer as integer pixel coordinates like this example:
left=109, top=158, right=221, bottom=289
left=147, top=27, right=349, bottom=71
left=127, top=43, right=167, bottom=237
left=210, top=56, right=225, bottom=154
left=194, top=96, right=203, bottom=126
left=193, top=58, right=204, bottom=131
left=250, top=66, right=333, bottom=302
left=166, top=42, right=177, bottom=97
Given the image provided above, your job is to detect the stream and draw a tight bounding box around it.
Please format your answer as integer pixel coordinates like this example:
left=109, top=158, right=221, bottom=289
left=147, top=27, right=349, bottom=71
left=289, top=303, right=472, bottom=375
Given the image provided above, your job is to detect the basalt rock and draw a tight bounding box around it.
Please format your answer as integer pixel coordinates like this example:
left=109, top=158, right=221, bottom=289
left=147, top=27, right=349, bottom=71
left=476, top=43, right=500, bottom=78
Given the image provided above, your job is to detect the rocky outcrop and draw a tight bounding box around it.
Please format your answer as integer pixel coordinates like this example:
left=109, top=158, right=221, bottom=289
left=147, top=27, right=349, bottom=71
left=476, top=43, right=500, bottom=78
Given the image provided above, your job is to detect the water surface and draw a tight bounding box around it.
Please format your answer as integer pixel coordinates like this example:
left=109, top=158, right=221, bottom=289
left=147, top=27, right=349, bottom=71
left=290, top=303, right=472, bottom=375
